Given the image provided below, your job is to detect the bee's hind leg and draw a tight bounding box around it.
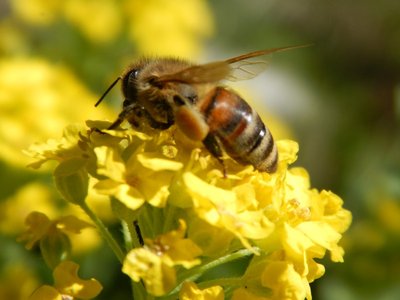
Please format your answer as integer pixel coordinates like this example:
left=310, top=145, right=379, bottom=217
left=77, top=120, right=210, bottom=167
left=202, top=133, right=227, bottom=177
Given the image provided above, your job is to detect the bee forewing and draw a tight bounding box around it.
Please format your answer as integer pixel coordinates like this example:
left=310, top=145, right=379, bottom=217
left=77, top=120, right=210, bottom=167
left=224, top=45, right=310, bottom=82
left=153, top=45, right=310, bottom=85
left=224, top=45, right=310, bottom=64
left=227, top=60, right=268, bottom=82
left=154, top=61, right=231, bottom=84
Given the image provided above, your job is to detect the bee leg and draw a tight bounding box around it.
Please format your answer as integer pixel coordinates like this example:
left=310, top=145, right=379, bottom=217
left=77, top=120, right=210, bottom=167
left=108, top=104, right=137, bottom=129
left=203, top=133, right=227, bottom=177
left=89, top=119, right=122, bottom=135
left=108, top=116, right=124, bottom=130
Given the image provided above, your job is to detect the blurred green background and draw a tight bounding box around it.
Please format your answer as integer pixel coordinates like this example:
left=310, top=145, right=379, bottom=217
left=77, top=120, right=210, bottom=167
left=1, top=0, right=399, bottom=299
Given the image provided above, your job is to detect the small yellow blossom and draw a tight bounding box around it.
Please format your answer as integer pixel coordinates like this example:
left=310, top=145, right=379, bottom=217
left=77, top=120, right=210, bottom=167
left=29, top=285, right=63, bottom=300
left=179, top=281, right=224, bottom=300
left=122, top=220, right=202, bottom=296
left=147, top=219, right=203, bottom=268
left=261, top=261, right=309, bottom=300
left=11, top=0, right=62, bottom=25
left=123, top=247, right=176, bottom=296
left=18, top=211, right=94, bottom=268
left=24, top=124, right=90, bottom=170
left=187, top=218, right=234, bottom=257
left=94, top=140, right=183, bottom=209
left=18, top=212, right=93, bottom=250
left=0, top=59, right=113, bottom=167
left=183, top=172, right=275, bottom=250
left=53, top=261, right=102, bottom=299
left=124, top=0, right=214, bottom=57
left=64, top=0, right=122, bottom=43
left=30, top=261, right=102, bottom=300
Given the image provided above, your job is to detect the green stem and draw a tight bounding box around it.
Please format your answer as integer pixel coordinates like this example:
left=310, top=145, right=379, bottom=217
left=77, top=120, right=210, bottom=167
left=162, top=204, right=177, bottom=233
left=152, top=206, right=163, bottom=236
left=80, top=202, right=125, bottom=263
left=122, top=221, right=133, bottom=251
left=140, top=204, right=154, bottom=239
left=196, top=277, right=242, bottom=289
left=166, top=247, right=257, bottom=296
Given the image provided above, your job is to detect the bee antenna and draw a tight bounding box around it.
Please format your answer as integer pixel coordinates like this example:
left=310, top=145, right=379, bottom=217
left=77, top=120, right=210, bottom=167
left=95, top=76, right=122, bottom=107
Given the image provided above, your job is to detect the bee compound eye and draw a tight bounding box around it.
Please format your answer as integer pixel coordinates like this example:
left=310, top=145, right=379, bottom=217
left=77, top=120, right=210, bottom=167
left=129, top=69, right=139, bottom=80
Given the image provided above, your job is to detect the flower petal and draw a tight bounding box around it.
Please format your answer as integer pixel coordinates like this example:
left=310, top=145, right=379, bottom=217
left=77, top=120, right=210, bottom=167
left=137, top=153, right=183, bottom=171
left=261, top=261, right=307, bottom=300
left=56, top=215, right=94, bottom=234
left=180, top=281, right=224, bottom=300
left=29, top=285, right=62, bottom=300
left=18, top=211, right=51, bottom=249
left=53, top=261, right=102, bottom=299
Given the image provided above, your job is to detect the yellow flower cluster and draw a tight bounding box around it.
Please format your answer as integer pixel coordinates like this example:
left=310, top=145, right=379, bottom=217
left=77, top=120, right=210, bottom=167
left=10, top=0, right=213, bottom=56
left=26, top=120, right=352, bottom=299
left=0, top=59, right=114, bottom=167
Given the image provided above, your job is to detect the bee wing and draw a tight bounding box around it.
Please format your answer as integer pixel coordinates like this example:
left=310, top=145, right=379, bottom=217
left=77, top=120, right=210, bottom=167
left=152, top=61, right=231, bottom=84
left=225, top=45, right=310, bottom=81
left=226, top=60, right=268, bottom=82
left=153, top=45, right=309, bottom=85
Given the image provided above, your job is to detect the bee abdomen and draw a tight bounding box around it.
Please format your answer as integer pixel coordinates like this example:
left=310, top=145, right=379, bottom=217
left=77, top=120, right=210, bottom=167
left=200, top=87, right=278, bottom=173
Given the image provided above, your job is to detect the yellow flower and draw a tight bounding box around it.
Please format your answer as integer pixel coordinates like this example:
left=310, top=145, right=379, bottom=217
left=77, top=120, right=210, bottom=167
left=187, top=218, right=234, bottom=257
left=179, top=281, right=224, bottom=300
left=183, top=171, right=275, bottom=250
left=10, top=0, right=121, bottom=43
left=94, top=134, right=183, bottom=209
left=0, top=59, right=113, bottom=168
left=24, top=124, right=88, bottom=169
left=18, top=211, right=94, bottom=268
left=11, top=0, right=63, bottom=25
left=29, top=285, right=63, bottom=300
left=19, top=211, right=93, bottom=248
left=122, top=220, right=202, bottom=296
left=64, top=0, right=122, bottom=43
left=124, top=0, right=214, bottom=57
left=29, top=261, right=102, bottom=300
left=123, top=247, right=176, bottom=296
left=261, top=261, right=309, bottom=300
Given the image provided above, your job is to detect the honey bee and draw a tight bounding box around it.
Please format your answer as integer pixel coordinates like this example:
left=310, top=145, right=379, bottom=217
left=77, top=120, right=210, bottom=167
left=96, top=46, right=305, bottom=173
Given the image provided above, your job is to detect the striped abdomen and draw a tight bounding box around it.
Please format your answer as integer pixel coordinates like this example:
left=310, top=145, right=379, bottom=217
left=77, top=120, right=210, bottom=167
left=200, top=87, right=278, bottom=173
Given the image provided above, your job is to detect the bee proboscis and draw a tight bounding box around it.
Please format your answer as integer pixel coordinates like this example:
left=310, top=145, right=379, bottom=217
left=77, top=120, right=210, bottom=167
left=96, top=45, right=307, bottom=174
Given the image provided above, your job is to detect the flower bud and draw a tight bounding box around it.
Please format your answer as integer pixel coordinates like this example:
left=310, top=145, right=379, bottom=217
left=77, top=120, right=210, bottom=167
left=54, top=158, right=89, bottom=205
left=40, top=231, right=71, bottom=269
